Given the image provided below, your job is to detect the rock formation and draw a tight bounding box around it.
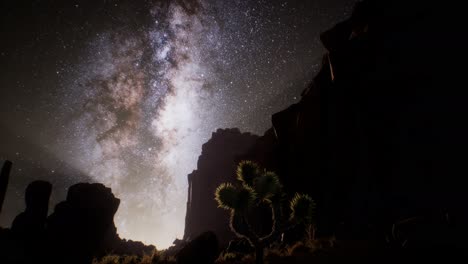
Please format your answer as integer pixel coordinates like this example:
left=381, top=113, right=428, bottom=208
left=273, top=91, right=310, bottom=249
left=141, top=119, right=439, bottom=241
left=277, top=0, right=468, bottom=246
left=183, top=128, right=259, bottom=246
left=184, top=0, right=468, bottom=252
left=176, top=231, right=219, bottom=264
left=1, top=180, right=154, bottom=264
left=6, top=181, right=52, bottom=263
left=46, top=183, right=121, bottom=264
left=0, top=160, right=12, bottom=215
left=11, top=181, right=52, bottom=236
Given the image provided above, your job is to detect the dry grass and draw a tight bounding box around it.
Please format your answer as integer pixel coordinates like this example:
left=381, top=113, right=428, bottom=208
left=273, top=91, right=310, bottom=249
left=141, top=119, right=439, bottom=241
left=92, top=236, right=405, bottom=264
left=92, top=249, right=170, bottom=264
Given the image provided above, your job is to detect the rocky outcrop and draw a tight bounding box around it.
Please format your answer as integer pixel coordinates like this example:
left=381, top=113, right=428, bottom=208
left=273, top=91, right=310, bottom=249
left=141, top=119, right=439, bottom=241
left=1, top=180, right=154, bottom=264
left=183, top=128, right=259, bottom=246
left=176, top=231, right=219, bottom=264
left=270, top=0, right=468, bottom=246
left=184, top=0, right=468, bottom=252
left=11, top=181, right=52, bottom=236
left=0, top=160, right=12, bottom=215
left=115, top=239, right=156, bottom=256
left=6, top=181, right=52, bottom=263
left=46, top=183, right=121, bottom=264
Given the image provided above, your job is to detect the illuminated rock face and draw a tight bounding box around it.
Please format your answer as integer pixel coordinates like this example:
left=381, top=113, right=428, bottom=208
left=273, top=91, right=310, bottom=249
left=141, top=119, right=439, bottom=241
left=183, top=128, right=258, bottom=246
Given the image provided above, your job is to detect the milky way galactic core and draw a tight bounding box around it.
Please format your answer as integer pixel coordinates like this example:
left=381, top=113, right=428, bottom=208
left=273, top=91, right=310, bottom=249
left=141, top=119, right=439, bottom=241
left=0, top=0, right=354, bottom=248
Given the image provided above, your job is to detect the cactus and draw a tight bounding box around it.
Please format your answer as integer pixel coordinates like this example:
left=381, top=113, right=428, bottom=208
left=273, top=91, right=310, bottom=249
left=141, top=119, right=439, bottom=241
left=215, top=161, right=315, bottom=264
left=0, top=160, right=13, bottom=215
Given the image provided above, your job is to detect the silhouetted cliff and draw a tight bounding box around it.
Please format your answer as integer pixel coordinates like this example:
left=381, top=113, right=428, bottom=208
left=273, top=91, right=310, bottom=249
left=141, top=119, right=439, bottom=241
left=183, top=0, right=468, bottom=252
left=183, top=128, right=259, bottom=246
left=279, top=0, right=468, bottom=245
left=0, top=178, right=155, bottom=264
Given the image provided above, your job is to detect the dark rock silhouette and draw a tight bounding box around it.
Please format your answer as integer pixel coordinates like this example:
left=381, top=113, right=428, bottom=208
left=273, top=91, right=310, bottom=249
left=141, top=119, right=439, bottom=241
left=111, top=238, right=156, bottom=257
left=164, top=238, right=188, bottom=256
left=176, top=231, right=219, bottom=264
left=183, top=0, right=468, bottom=255
left=1, top=180, right=154, bottom=264
left=275, top=0, right=468, bottom=249
left=0, top=160, right=12, bottom=214
left=319, top=0, right=467, bottom=246
left=46, top=183, right=121, bottom=264
left=11, top=181, right=52, bottom=236
left=10, top=181, right=52, bottom=262
left=1, top=0, right=468, bottom=262
left=183, top=128, right=259, bottom=246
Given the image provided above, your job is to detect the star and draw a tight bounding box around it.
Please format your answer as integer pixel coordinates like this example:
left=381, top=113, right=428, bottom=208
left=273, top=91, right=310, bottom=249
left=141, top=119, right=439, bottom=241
left=0, top=0, right=356, bottom=249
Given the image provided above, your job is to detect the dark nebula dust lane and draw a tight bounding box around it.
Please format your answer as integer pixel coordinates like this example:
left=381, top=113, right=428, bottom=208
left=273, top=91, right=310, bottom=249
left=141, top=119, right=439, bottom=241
left=0, top=0, right=355, bottom=248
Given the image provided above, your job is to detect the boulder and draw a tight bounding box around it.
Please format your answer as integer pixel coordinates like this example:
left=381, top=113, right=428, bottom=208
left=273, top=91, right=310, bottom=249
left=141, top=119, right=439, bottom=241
left=47, top=183, right=121, bottom=264
left=176, top=231, right=219, bottom=264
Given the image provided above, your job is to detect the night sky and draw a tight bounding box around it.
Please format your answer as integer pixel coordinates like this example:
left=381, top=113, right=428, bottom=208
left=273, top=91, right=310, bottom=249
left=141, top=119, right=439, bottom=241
left=0, top=0, right=354, bottom=248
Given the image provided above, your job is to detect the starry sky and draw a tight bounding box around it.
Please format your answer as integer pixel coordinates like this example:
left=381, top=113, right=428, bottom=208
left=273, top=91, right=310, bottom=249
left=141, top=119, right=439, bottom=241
left=0, top=0, right=355, bottom=248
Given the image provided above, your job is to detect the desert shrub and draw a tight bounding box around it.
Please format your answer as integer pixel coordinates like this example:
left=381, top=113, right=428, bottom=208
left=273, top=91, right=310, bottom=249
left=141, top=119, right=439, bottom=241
left=92, top=250, right=162, bottom=264
left=93, top=255, right=120, bottom=264
left=215, top=161, right=316, bottom=264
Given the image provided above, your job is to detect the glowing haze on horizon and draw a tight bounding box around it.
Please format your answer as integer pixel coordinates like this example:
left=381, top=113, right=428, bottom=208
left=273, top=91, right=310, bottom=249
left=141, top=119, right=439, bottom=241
left=0, top=0, right=354, bottom=249
left=63, top=3, right=222, bottom=247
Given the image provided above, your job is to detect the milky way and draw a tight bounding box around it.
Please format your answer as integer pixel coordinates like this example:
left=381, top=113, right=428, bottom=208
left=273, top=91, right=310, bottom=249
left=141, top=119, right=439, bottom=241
left=59, top=2, right=223, bottom=247
left=0, top=0, right=355, bottom=248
